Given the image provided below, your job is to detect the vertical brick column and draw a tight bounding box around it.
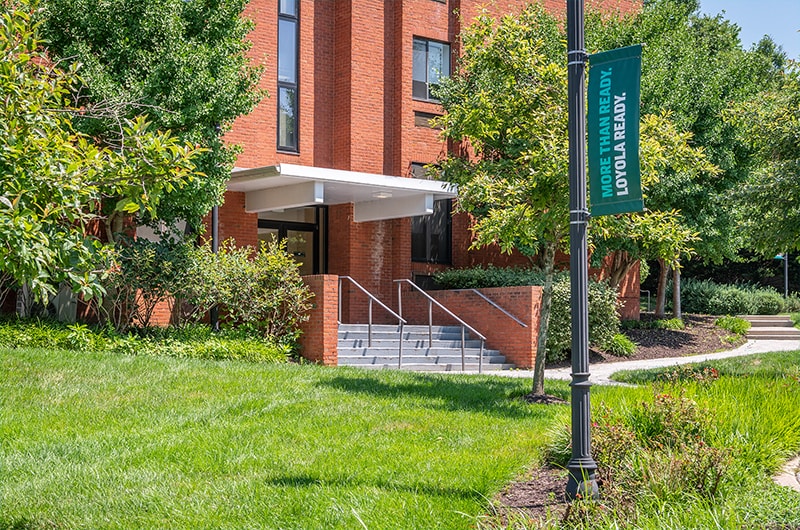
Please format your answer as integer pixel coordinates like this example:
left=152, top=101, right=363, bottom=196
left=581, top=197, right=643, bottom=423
left=298, top=274, right=339, bottom=365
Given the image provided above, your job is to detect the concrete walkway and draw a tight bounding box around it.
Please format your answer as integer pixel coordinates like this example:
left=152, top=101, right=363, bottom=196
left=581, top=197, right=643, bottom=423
left=484, top=339, right=800, bottom=385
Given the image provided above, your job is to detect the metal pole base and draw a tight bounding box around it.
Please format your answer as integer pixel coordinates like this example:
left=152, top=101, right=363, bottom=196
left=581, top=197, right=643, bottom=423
left=565, top=466, right=599, bottom=500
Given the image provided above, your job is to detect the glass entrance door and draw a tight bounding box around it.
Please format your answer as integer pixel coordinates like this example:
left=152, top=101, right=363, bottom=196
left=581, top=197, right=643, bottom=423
left=257, top=206, right=326, bottom=275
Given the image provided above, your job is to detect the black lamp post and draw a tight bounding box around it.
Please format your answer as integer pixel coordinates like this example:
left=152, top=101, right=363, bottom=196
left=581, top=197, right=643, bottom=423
left=566, top=0, right=599, bottom=500
left=775, top=252, right=789, bottom=298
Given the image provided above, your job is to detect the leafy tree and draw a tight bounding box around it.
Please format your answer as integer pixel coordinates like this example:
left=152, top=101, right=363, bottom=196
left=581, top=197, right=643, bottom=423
left=37, top=0, right=264, bottom=231
left=729, top=65, right=800, bottom=257
left=436, top=5, right=569, bottom=395
left=587, top=0, right=785, bottom=265
left=0, top=3, right=201, bottom=306
left=591, top=113, right=717, bottom=316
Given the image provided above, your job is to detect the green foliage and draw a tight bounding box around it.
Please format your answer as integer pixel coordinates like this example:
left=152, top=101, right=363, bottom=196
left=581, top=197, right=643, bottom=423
left=729, top=65, right=800, bottom=257
left=785, top=296, right=800, bottom=313
left=109, top=329, right=289, bottom=364
left=38, top=0, right=264, bottom=229
left=548, top=279, right=620, bottom=362
left=601, top=333, right=637, bottom=357
left=549, top=393, right=731, bottom=509
left=436, top=4, right=569, bottom=259
left=185, top=239, right=314, bottom=343
left=95, top=235, right=197, bottom=332
left=0, top=317, right=288, bottom=363
left=0, top=4, right=203, bottom=304
left=433, top=265, right=546, bottom=289
left=587, top=0, right=786, bottom=263
left=677, top=278, right=785, bottom=315
left=715, top=315, right=751, bottom=336
left=590, top=114, right=711, bottom=287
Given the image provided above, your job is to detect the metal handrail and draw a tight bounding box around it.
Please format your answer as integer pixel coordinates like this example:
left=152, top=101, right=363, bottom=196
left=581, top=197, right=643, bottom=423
left=394, top=279, right=486, bottom=372
left=339, top=276, right=407, bottom=368
left=466, top=289, right=528, bottom=328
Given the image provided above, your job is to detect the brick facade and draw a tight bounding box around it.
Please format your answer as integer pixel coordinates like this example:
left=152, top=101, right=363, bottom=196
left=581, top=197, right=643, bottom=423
left=216, top=0, right=642, bottom=363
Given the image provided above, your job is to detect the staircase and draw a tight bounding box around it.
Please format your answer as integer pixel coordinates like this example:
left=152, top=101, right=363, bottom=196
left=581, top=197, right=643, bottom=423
left=337, top=324, right=514, bottom=371
left=742, top=315, right=800, bottom=340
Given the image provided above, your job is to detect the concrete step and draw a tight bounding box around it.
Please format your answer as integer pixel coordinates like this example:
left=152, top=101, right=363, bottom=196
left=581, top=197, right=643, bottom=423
left=338, top=338, right=485, bottom=349
left=347, top=363, right=516, bottom=371
left=337, top=323, right=514, bottom=371
left=741, top=315, right=795, bottom=327
left=740, top=315, right=800, bottom=340
left=746, top=328, right=800, bottom=340
left=339, top=355, right=508, bottom=367
left=338, top=324, right=464, bottom=334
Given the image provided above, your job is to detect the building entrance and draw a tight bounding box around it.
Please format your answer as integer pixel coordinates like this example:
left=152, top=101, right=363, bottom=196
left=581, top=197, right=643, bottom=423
left=257, top=206, right=326, bottom=276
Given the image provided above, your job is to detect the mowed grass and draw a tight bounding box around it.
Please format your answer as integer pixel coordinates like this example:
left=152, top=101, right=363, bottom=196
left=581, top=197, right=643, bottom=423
left=1, top=347, right=566, bottom=530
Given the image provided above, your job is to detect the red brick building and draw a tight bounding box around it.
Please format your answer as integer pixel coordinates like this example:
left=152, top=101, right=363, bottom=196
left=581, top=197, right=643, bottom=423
left=219, top=0, right=640, bottom=364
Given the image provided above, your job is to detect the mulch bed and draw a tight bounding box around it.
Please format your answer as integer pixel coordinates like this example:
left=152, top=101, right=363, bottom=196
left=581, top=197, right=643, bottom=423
left=548, top=313, right=746, bottom=369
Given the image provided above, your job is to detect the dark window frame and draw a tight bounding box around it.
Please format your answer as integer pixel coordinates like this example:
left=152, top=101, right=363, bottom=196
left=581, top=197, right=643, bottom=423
left=412, top=37, right=450, bottom=102
left=277, top=2, right=299, bottom=152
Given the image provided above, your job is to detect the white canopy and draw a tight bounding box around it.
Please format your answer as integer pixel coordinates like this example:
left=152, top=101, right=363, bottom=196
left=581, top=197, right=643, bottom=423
left=227, top=163, right=457, bottom=222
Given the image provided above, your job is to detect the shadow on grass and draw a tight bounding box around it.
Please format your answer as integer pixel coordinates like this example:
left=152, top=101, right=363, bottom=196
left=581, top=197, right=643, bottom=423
left=265, top=473, right=485, bottom=501
left=319, top=371, right=569, bottom=418
left=0, top=517, right=59, bottom=530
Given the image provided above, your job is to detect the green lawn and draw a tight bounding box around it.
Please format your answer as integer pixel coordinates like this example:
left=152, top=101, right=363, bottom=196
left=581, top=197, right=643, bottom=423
left=0, top=348, right=567, bottom=530
left=4, top=347, right=800, bottom=530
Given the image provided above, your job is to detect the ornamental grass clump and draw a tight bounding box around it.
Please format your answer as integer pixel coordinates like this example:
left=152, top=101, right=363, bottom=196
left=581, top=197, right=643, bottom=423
left=548, top=391, right=732, bottom=527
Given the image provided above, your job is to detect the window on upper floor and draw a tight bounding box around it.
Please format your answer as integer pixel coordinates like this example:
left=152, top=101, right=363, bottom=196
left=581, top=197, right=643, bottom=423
left=413, top=37, right=450, bottom=102
left=278, top=0, right=298, bottom=152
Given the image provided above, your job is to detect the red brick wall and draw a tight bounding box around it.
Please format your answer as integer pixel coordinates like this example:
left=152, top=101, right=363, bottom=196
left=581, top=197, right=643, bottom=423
left=221, top=0, right=642, bottom=327
left=399, top=285, right=542, bottom=368
left=298, top=274, right=339, bottom=365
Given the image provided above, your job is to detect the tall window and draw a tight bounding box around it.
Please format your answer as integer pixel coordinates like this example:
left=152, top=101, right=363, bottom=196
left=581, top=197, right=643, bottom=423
left=412, top=37, right=450, bottom=101
left=278, top=0, right=298, bottom=151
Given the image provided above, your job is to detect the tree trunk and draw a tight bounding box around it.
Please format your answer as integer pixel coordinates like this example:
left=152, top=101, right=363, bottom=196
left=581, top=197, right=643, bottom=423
left=655, top=259, right=669, bottom=318
left=672, top=263, right=682, bottom=320
left=606, top=250, right=636, bottom=289
left=532, top=244, right=557, bottom=396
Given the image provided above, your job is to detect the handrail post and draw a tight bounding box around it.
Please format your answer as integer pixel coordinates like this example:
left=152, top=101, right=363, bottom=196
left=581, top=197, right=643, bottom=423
left=368, top=299, right=373, bottom=347
left=397, top=281, right=403, bottom=319
left=479, top=339, right=484, bottom=374
left=338, top=277, right=343, bottom=323
left=398, top=321, right=404, bottom=368
left=461, top=326, right=466, bottom=371
left=428, top=300, right=433, bottom=347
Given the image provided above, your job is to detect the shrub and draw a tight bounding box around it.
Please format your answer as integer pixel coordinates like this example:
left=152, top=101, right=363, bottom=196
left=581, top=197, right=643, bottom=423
left=108, top=332, right=289, bottom=364
left=94, top=236, right=196, bottom=332
left=186, top=239, right=314, bottom=344
left=0, top=318, right=110, bottom=351
left=715, top=315, right=750, bottom=336
left=546, top=392, right=731, bottom=514
left=677, top=278, right=785, bottom=315
left=548, top=278, right=620, bottom=362
left=785, top=295, right=800, bottom=313
left=433, top=265, right=546, bottom=289
left=601, top=333, right=636, bottom=357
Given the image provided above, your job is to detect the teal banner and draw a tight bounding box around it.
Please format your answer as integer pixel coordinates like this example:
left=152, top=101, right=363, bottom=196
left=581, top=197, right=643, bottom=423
left=588, top=44, right=643, bottom=217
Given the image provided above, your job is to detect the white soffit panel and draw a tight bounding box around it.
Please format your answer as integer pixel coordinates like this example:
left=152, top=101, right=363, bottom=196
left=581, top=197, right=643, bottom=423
left=228, top=163, right=456, bottom=221
left=354, top=194, right=434, bottom=223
